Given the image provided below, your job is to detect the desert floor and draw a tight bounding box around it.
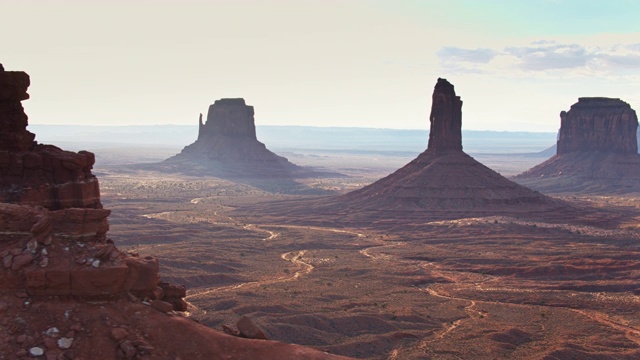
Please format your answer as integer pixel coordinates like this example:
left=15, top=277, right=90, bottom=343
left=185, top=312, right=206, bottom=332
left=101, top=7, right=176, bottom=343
left=99, top=151, right=640, bottom=359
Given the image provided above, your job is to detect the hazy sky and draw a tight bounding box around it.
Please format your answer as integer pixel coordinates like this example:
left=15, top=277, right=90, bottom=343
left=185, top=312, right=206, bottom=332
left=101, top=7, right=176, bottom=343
left=3, top=0, right=640, bottom=131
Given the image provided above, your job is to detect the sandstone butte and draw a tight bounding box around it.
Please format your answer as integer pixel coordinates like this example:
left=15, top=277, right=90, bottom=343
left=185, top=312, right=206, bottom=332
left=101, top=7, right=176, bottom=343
left=162, top=98, right=302, bottom=178
left=241, top=78, right=571, bottom=229
left=333, top=78, right=566, bottom=217
left=0, top=64, right=351, bottom=359
left=515, top=97, right=640, bottom=193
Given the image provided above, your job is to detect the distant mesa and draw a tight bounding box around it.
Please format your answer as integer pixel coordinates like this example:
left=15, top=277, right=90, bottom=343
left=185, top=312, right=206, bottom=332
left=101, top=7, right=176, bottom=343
left=515, top=97, right=640, bottom=194
left=162, top=98, right=302, bottom=177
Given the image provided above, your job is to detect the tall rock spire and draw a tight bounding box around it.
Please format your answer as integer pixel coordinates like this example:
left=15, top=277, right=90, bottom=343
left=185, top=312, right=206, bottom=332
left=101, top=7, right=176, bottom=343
left=427, top=78, right=463, bottom=152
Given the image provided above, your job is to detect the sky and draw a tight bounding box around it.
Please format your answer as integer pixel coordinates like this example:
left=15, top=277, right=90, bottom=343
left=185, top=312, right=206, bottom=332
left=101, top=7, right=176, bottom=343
left=3, top=0, right=640, bottom=132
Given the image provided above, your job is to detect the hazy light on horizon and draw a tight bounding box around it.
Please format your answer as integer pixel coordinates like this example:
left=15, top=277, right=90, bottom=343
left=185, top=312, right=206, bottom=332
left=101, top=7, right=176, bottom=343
left=2, top=0, right=639, bottom=132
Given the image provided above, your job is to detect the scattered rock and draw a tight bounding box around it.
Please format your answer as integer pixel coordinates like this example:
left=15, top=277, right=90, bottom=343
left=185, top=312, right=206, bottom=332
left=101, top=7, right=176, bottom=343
left=11, top=253, right=33, bottom=271
left=57, top=337, right=73, bottom=349
left=110, top=327, right=129, bottom=342
left=29, top=346, right=44, bottom=356
left=119, top=339, right=137, bottom=359
left=237, top=316, right=269, bottom=340
left=16, top=349, right=27, bottom=357
left=44, top=327, right=60, bottom=338
left=150, top=299, right=174, bottom=313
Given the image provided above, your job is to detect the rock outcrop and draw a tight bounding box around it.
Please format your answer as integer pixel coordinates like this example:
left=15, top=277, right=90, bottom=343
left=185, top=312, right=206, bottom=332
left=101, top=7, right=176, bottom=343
left=557, top=98, right=638, bottom=155
left=515, top=97, right=640, bottom=194
left=0, top=67, right=101, bottom=211
left=300, top=78, right=568, bottom=223
left=162, top=98, right=301, bottom=177
left=428, top=78, right=463, bottom=152
left=0, top=64, right=175, bottom=303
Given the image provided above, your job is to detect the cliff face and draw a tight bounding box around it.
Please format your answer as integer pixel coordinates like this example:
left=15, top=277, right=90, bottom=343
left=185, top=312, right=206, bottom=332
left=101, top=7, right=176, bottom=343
left=0, top=68, right=102, bottom=211
left=515, top=97, right=640, bottom=194
left=0, top=64, right=166, bottom=302
left=427, top=78, right=463, bottom=152
left=557, top=97, right=638, bottom=155
left=198, top=98, right=258, bottom=141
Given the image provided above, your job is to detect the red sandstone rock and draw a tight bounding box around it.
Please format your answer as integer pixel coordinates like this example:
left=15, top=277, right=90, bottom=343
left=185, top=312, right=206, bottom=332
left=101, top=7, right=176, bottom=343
left=158, top=282, right=186, bottom=298
left=558, top=97, right=638, bottom=155
left=515, top=97, right=640, bottom=193
left=428, top=78, right=463, bottom=152
left=237, top=316, right=269, bottom=340
left=0, top=64, right=353, bottom=360
left=150, top=299, right=174, bottom=313
left=122, top=257, right=159, bottom=296
left=0, top=67, right=102, bottom=211
left=334, top=78, right=564, bottom=216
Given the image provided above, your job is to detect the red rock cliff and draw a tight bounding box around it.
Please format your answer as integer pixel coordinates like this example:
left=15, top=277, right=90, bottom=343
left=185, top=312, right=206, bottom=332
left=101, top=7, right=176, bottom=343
left=557, top=97, right=638, bottom=155
left=0, top=64, right=167, bottom=303
left=0, top=67, right=102, bottom=211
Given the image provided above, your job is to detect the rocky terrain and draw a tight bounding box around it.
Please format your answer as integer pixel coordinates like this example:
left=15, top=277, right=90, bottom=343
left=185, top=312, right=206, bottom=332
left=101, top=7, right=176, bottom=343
left=0, top=65, right=349, bottom=359
left=515, top=97, right=640, bottom=193
left=6, top=64, right=640, bottom=359
left=101, top=165, right=640, bottom=360
left=159, top=98, right=306, bottom=178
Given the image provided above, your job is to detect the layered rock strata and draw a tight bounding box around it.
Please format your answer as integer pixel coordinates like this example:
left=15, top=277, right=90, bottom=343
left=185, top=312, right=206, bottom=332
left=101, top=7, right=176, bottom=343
left=557, top=98, right=638, bottom=155
left=0, top=68, right=101, bottom=211
left=0, top=64, right=176, bottom=305
left=515, top=97, right=640, bottom=194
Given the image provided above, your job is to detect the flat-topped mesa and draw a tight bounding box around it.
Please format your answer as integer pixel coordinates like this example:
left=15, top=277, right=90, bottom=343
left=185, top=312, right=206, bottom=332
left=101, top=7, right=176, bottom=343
left=427, top=78, right=463, bottom=152
left=198, top=98, right=257, bottom=141
left=557, top=97, right=638, bottom=155
left=166, top=97, right=301, bottom=176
